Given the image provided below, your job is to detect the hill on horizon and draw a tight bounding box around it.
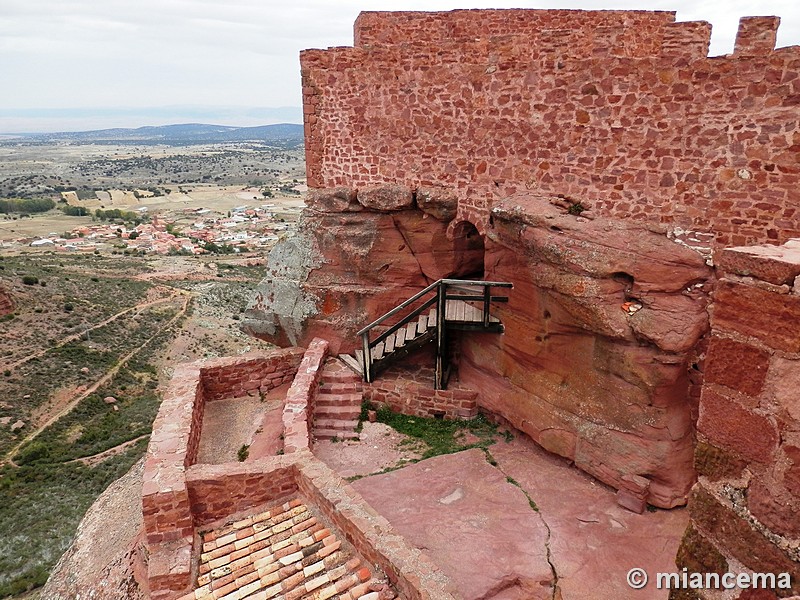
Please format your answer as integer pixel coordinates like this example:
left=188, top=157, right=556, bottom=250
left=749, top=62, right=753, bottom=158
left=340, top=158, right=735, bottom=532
left=7, top=122, right=304, bottom=146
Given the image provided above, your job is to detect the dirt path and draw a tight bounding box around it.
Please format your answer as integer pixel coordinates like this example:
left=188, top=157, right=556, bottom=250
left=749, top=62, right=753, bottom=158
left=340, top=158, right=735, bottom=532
left=2, top=293, right=191, bottom=466
left=66, top=434, right=150, bottom=467
left=0, top=288, right=183, bottom=371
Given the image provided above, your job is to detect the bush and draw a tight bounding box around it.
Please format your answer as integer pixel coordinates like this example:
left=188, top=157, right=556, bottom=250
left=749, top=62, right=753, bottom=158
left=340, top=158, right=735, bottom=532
left=237, top=444, right=250, bottom=462
left=21, top=276, right=38, bottom=285
left=63, top=303, right=74, bottom=312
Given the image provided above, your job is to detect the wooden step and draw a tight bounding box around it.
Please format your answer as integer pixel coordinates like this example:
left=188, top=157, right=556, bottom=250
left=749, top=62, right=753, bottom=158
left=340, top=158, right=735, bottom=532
left=384, top=332, right=396, bottom=353
left=370, top=341, right=385, bottom=361
left=427, top=307, right=437, bottom=327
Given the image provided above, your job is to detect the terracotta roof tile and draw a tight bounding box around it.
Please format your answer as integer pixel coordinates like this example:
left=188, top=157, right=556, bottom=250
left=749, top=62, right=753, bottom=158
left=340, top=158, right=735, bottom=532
left=182, top=498, right=391, bottom=600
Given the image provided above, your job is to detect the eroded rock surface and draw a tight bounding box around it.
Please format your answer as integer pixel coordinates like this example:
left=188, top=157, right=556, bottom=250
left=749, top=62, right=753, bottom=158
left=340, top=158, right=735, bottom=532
left=353, top=449, right=555, bottom=600
left=459, top=193, right=712, bottom=508
left=247, top=188, right=711, bottom=507
left=41, top=459, right=147, bottom=600
left=244, top=186, right=483, bottom=353
left=0, top=285, right=14, bottom=316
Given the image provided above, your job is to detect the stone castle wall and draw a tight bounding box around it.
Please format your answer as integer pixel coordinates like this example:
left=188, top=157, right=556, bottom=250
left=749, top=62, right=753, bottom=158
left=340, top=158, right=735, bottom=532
left=676, top=240, right=800, bottom=597
left=140, top=344, right=457, bottom=599
left=302, top=11, right=799, bottom=249
left=141, top=349, right=303, bottom=598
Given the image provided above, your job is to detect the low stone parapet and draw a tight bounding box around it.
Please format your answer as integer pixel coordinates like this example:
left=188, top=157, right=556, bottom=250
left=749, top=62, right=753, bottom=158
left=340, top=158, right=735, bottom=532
left=141, top=339, right=452, bottom=599
left=365, top=365, right=478, bottom=421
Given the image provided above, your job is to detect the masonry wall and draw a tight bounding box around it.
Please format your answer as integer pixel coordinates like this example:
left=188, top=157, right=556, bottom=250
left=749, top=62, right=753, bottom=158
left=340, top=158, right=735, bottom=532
left=282, top=338, right=329, bottom=453
left=302, top=11, right=800, bottom=249
left=677, top=240, right=800, bottom=598
left=141, top=349, right=304, bottom=598
left=141, top=342, right=459, bottom=599
left=365, top=368, right=478, bottom=420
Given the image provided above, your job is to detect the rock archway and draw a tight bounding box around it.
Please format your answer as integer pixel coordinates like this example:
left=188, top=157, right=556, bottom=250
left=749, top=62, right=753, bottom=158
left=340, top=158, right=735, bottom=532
left=448, top=220, right=485, bottom=279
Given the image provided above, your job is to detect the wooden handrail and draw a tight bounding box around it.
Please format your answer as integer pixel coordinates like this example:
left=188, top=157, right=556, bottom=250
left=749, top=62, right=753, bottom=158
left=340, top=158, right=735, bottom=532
left=356, top=279, right=441, bottom=336
left=440, top=279, right=513, bottom=287
left=371, top=296, right=437, bottom=347
left=357, top=278, right=513, bottom=386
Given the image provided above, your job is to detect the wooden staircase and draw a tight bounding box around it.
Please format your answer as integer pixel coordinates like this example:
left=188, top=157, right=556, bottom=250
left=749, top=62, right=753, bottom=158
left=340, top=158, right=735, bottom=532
left=313, top=357, right=363, bottom=440
left=339, top=279, right=512, bottom=390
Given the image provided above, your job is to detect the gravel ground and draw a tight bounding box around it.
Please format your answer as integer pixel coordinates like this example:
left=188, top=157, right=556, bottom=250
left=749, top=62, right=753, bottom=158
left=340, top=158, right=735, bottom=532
left=313, top=421, right=425, bottom=479
left=196, top=393, right=281, bottom=464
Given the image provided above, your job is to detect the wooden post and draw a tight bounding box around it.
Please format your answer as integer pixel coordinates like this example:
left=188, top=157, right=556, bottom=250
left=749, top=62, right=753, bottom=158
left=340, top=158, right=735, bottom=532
left=483, top=284, right=491, bottom=328
left=435, top=281, right=447, bottom=390
left=361, top=332, right=372, bottom=383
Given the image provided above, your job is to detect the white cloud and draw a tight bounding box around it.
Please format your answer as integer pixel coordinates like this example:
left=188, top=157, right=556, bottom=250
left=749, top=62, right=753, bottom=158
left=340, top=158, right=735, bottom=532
left=0, top=0, right=798, bottom=131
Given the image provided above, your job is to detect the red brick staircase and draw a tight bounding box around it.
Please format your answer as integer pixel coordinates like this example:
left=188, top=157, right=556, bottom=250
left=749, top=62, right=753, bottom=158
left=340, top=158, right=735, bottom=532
left=313, top=358, right=363, bottom=441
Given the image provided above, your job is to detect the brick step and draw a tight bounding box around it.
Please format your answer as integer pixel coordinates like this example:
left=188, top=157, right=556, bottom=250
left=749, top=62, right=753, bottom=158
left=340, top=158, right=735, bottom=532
left=313, top=418, right=360, bottom=431
left=315, top=392, right=362, bottom=405
left=320, top=368, right=360, bottom=382
left=313, top=427, right=360, bottom=440
left=314, top=405, right=361, bottom=418
left=318, top=381, right=361, bottom=393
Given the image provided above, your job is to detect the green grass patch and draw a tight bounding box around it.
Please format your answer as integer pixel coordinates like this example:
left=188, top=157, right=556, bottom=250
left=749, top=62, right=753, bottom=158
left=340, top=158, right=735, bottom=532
left=373, top=403, right=497, bottom=460
left=0, top=440, right=147, bottom=597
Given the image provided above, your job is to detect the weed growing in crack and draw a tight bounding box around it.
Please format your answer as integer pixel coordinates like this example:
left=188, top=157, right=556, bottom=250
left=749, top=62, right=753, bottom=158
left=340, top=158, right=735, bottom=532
left=237, top=444, right=250, bottom=462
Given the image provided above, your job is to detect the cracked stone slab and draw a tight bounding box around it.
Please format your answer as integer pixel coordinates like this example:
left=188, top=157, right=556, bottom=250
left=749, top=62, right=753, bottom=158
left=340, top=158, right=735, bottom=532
left=351, top=448, right=554, bottom=600
left=490, top=435, right=689, bottom=599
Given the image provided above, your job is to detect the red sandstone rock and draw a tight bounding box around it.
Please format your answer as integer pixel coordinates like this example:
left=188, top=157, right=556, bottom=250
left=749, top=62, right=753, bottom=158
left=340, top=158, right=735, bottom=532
left=356, top=185, right=414, bottom=211
left=0, top=286, right=14, bottom=316
left=306, top=187, right=362, bottom=213
left=415, top=186, right=457, bottom=221
left=352, top=449, right=554, bottom=600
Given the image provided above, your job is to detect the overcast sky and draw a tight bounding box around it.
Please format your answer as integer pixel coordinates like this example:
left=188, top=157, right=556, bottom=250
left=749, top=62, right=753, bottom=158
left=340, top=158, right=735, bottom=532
left=1, top=0, right=799, bottom=133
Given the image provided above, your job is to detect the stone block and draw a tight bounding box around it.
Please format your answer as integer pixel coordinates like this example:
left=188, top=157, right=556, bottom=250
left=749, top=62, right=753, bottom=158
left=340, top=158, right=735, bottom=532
left=694, top=441, right=747, bottom=481
left=717, top=245, right=800, bottom=286
left=416, top=186, right=458, bottom=221
left=615, top=489, right=646, bottom=514
left=748, top=478, right=800, bottom=538
left=689, top=485, right=800, bottom=593
left=675, top=524, right=728, bottom=576
left=698, top=388, right=778, bottom=464
left=357, top=185, right=414, bottom=211
left=306, top=187, right=362, bottom=213
left=712, top=280, right=800, bottom=353
left=703, top=336, right=770, bottom=397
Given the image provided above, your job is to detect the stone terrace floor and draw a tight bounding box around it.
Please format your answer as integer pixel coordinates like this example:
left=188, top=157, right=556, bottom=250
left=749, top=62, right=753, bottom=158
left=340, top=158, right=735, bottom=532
left=316, top=425, right=688, bottom=600
left=178, top=497, right=395, bottom=600
left=196, top=383, right=289, bottom=464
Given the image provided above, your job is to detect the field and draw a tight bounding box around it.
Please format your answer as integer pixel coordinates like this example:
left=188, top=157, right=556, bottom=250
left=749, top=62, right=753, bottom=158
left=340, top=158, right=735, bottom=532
left=0, top=139, right=306, bottom=246
left=0, top=252, right=279, bottom=596
left=0, top=134, right=302, bottom=597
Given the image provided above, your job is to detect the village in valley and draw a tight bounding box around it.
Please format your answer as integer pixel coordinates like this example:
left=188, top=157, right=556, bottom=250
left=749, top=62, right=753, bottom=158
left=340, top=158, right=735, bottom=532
left=0, top=130, right=307, bottom=257
left=8, top=191, right=303, bottom=256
